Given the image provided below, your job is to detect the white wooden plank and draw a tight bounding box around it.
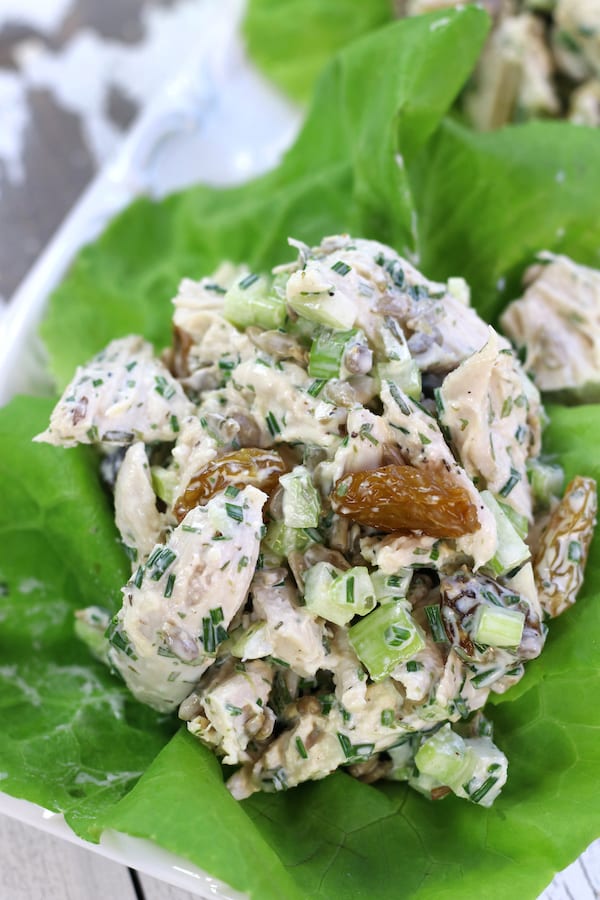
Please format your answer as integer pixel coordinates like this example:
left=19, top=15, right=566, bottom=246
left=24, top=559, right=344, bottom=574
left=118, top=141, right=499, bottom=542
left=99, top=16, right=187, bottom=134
left=0, top=814, right=137, bottom=900
left=138, top=872, right=204, bottom=900
left=541, top=840, right=600, bottom=900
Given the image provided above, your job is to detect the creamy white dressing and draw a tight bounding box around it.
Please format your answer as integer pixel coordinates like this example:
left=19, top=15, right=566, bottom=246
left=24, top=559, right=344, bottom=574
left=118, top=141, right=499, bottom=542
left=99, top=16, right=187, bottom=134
left=41, top=231, right=594, bottom=807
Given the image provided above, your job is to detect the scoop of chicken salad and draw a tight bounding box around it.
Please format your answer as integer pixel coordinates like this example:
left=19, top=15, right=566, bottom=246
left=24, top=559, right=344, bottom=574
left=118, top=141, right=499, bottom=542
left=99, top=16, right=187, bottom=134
left=36, top=234, right=597, bottom=808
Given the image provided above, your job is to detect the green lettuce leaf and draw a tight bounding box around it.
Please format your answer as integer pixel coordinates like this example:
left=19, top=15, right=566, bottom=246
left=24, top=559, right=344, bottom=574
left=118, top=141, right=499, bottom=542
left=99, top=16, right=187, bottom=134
left=0, top=397, right=176, bottom=839
left=410, top=118, right=600, bottom=323
left=42, top=7, right=489, bottom=388
left=243, top=0, right=394, bottom=104
left=1, top=9, right=600, bottom=900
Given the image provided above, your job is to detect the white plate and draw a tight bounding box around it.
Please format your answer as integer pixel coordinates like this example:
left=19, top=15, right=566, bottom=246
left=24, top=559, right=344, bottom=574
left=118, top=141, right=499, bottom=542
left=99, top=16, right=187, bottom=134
left=0, top=2, right=597, bottom=897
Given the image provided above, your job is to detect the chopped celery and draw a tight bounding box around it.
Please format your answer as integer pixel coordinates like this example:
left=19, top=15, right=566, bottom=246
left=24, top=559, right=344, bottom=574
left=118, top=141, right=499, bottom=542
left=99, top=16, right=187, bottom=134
left=446, top=276, right=471, bottom=306
left=371, top=568, right=412, bottom=602
left=415, top=724, right=472, bottom=787
left=304, top=563, right=376, bottom=627
left=223, top=273, right=286, bottom=330
left=387, top=736, right=418, bottom=781
left=287, top=273, right=357, bottom=330
left=348, top=601, right=425, bottom=681
left=263, top=520, right=314, bottom=560
left=151, top=465, right=179, bottom=506
left=279, top=466, right=321, bottom=528
left=472, top=605, right=525, bottom=648
left=503, top=562, right=538, bottom=609
left=460, top=736, right=508, bottom=806
left=408, top=768, right=444, bottom=799
left=376, top=317, right=422, bottom=400
left=376, top=359, right=422, bottom=401
left=308, top=328, right=356, bottom=379
left=527, top=458, right=564, bottom=509
left=415, top=726, right=508, bottom=806
left=496, top=498, right=529, bottom=540
left=229, top=621, right=272, bottom=660
left=481, top=490, right=530, bottom=576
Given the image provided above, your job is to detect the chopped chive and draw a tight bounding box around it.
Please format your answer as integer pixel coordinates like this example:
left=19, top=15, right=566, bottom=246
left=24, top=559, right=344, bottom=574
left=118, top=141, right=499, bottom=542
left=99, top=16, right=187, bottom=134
left=469, top=776, right=498, bottom=804
left=170, top=414, right=180, bottom=433
left=92, top=378, right=104, bottom=387
left=133, top=567, right=144, bottom=589
left=147, top=547, right=177, bottom=581
left=337, top=733, right=374, bottom=762
left=303, top=527, right=322, bottom=543
left=501, top=397, right=513, bottom=418
left=346, top=575, right=355, bottom=604
left=237, top=555, right=249, bottom=571
left=381, top=709, right=394, bottom=727
left=331, top=260, right=351, bottom=276
left=164, top=573, right=176, bottom=598
left=375, top=253, right=405, bottom=288
left=268, top=656, right=291, bottom=668
left=499, top=467, right=521, bottom=497
left=307, top=379, right=326, bottom=397
left=123, top=544, right=137, bottom=562
left=405, top=660, right=423, bottom=672
left=182, top=524, right=200, bottom=533
left=225, top=503, right=244, bottom=522
left=86, top=425, right=99, bottom=441
left=337, top=732, right=353, bottom=759
left=202, top=606, right=227, bottom=654
left=295, top=737, right=308, bottom=759
left=470, top=667, right=501, bottom=688
left=154, top=375, right=176, bottom=400
left=568, top=540, right=582, bottom=562
left=424, top=605, right=448, bottom=643
left=226, top=704, right=243, bottom=716
left=387, top=381, right=411, bottom=416
left=205, top=282, right=227, bottom=294
left=125, top=361, right=137, bottom=372
left=359, top=423, right=379, bottom=446
left=320, top=694, right=334, bottom=715
left=239, top=273, right=259, bottom=289
left=225, top=484, right=241, bottom=498
left=265, top=411, right=281, bottom=437
left=407, top=284, right=429, bottom=302
left=418, top=432, right=432, bottom=446
left=105, top=616, right=136, bottom=658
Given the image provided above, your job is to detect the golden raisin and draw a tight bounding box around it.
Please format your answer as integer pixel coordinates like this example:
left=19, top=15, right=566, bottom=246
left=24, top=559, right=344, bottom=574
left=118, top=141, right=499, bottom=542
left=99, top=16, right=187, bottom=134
left=174, top=448, right=287, bottom=522
left=533, top=475, right=597, bottom=618
left=331, top=464, right=479, bottom=537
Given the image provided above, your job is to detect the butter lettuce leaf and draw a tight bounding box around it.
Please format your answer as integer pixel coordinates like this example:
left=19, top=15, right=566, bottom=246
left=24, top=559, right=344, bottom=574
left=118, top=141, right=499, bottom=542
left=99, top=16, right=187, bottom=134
left=411, top=119, right=600, bottom=323
left=243, top=0, right=394, bottom=104
left=0, top=396, right=175, bottom=839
